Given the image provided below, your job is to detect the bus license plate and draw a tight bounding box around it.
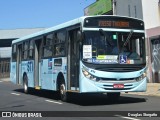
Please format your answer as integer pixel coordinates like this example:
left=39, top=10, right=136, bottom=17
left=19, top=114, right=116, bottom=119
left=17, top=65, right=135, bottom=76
left=113, top=84, right=124, bottom=88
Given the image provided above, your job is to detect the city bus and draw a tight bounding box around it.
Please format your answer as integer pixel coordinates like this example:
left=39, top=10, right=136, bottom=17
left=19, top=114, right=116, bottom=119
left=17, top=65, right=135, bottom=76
left=10, top=15, right=147, bottom=101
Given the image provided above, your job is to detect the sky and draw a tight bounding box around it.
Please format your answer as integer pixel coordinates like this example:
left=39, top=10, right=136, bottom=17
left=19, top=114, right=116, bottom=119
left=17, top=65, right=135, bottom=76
left=0, top=0, right=96, bottom=29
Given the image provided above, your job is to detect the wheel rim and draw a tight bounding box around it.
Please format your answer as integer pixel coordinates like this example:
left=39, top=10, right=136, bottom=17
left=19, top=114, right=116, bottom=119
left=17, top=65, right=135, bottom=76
left=60, top=84, right=65, bottom=96
left=24, top=82, right=27, bottom=92
left=23, top=76, right=28, bottom=93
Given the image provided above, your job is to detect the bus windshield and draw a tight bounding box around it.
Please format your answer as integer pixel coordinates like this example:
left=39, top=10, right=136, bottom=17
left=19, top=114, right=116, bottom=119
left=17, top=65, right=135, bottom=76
left=82, top=31, right=146, bottom=65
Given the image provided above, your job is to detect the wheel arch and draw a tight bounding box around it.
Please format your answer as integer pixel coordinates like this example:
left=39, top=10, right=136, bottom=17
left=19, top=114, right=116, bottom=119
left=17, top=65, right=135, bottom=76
left=23, top=72, right=28, bottom=83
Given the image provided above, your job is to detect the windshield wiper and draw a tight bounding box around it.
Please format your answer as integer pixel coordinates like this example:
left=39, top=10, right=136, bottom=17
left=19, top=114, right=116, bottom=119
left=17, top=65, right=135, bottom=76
left=120, top=30, right=133, bottom=52
left=99, top=29, right=112, bottom=47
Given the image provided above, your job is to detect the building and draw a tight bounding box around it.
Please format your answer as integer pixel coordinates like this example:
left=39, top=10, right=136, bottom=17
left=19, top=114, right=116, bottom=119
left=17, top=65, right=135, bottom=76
left=142, top=0, right=160, bottom=83
left=84, top=0, right=160, bottom=83
left=84, top=0, right=143, bottom=19
left=0, top=28, right=45, bottom=78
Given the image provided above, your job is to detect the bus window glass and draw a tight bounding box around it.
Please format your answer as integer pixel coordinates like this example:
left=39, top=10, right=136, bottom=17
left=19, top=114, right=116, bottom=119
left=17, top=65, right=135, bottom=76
left=43, top=46, right=52, bottom=57
left=23, top=51, right=28, bottom=60
left=12, top=44, right=17, bottom=61
left=23, top=41, right=28, bottom=60
left=83, top=31, right=145, bottom=64
left=28, top=40, right=34, bottom=59
left=54, top=31, right=65, bottom=43
left=55, top=44, right=65, bottom=56
left=13, top=44, right=16, bottom=53
left=54, top=30, right=65, bottom=56
left=24, top=41, right=28, bottom=50
left=46, top=34, right=53, bottom=45
left=29, top=40, right=34, bottom=49
left=42, top=34, right=53, bottom=57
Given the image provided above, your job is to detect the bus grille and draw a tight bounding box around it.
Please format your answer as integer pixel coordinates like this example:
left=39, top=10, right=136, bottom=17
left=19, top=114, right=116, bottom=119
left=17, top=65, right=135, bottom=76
left=100, top=78, right=135, bottom=81
left=104, top=88, right=132, bottom=90
left=95, top=66, right=143, bottom=72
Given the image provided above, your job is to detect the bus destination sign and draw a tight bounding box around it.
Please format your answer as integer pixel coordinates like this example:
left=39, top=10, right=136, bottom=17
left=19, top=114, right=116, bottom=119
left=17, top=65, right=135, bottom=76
left=84, top=16, right=144, bottom=30
left=98, top=21, right=129, bottom=28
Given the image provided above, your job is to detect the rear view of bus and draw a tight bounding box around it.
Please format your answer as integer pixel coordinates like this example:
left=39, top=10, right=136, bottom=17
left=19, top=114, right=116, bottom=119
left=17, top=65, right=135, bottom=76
left=80, top=16, right=147, bottom=99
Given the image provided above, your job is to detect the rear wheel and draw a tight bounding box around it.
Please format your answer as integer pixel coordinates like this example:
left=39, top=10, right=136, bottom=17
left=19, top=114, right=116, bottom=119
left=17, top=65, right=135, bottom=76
left=59, top=82, right=68, bottom=102
left=23, top=75, right=29, bottom=94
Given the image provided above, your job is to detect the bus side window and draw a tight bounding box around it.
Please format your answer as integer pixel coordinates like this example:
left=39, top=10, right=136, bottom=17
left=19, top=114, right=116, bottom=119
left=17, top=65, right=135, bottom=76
left=55, top=44, right=65, bottom=55
left=42, top=34, right=53, bottom=58
left=22, top=41, right=28, bottom=60
left=53, top=30, right=66, bottom=56
left=28, top=40, right=34, bottom=59
left=12, top=44, right=17, bottom=61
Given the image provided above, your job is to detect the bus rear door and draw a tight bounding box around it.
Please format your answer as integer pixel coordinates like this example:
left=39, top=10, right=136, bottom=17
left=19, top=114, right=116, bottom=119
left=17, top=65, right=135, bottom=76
left=34, top=38, right=42, bottom=89
left=16, top=44, right=22, bottom=84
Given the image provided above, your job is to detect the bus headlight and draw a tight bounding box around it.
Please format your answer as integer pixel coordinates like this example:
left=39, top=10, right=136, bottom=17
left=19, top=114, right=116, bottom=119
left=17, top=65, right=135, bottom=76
left=82, top=69, right=98, bottom=81
left=135, top=72, right=146, bottom=82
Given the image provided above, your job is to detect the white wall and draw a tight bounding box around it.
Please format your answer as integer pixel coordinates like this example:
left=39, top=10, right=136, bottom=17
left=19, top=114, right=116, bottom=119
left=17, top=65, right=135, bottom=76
left=114, top=0, right=143, bottom=19
left=142, top=0, right=160, bottom=29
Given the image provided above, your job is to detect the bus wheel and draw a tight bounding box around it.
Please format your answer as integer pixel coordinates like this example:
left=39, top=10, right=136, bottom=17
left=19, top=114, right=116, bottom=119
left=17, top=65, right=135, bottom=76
left=23, top=75, right=29, bottom=94
left=59, top=82, right=68, bottom=102
left=107, top=92, right=120, bottom=100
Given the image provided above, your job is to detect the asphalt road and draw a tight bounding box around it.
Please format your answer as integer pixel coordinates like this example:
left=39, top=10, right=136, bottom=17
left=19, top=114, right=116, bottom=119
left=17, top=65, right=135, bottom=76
left=0, top=81, right=160, bottom=120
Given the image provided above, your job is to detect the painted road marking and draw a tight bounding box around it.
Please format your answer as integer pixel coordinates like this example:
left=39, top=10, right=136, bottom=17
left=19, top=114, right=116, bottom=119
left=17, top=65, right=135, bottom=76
left=45, top=100, right=63, bottom=105
left=11, top=93, right=20, bottom=96
left=115, top=115, right=141, bottom=120
left=0, top=81, right=3, bottom=83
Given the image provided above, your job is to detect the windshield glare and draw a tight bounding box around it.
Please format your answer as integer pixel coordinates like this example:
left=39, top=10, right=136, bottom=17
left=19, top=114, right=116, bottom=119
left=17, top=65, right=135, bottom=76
left=82, top=31, right=146, bottom=64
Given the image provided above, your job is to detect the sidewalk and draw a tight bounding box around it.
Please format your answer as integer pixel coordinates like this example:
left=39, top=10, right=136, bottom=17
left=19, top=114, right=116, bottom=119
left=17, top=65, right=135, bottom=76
left=124, top=83, right=160, bottom=97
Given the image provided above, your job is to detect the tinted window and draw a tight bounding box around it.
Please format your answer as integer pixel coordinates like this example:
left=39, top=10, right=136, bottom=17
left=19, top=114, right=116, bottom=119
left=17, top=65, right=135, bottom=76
left=53, top=30, right=66, bottom=56
left=42, top=34, right=53, bottom=57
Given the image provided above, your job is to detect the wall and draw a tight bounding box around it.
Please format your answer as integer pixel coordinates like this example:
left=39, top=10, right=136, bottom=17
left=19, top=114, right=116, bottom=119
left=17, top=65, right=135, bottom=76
left=143, top=0, right=160, bottom=83
left=142, top=0, right=160, bottom=29
left=146, top=27, right=160, bottom=83
left=114, top=0, right=143, bottom=20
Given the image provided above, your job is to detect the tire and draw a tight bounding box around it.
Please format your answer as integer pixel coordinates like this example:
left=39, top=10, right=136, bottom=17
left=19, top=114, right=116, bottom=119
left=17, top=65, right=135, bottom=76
left=59, top=82, right=68, bottom=102
left=107, top=92, right=120, bottom=100
left=23, top=75, right=29, bottom=94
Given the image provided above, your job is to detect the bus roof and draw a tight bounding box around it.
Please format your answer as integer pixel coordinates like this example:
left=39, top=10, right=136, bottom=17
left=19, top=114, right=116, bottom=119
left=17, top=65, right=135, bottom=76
left=12, top=15, right=143, bottom=44
left=12, top=16, right=86, bottom=44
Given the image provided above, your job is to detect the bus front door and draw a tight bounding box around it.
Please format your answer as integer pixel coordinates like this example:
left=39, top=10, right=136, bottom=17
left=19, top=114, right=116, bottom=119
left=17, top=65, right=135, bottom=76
left=68, top=28, right=80, bottom=91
